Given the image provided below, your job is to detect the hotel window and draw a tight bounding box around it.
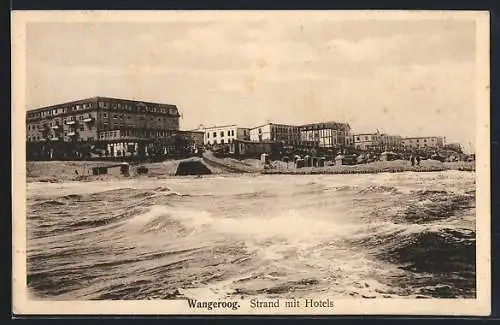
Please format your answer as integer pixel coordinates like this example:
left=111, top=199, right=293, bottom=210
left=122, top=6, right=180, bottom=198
left=207, top=133, right=210, bottom=138
left=213, top=132, right=216, bottom=137
left=220, top=131, right=224, bottom=137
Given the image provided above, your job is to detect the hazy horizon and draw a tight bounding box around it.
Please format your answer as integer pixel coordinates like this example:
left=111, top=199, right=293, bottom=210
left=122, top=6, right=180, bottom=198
left=25, top=13, right=477, bottom=151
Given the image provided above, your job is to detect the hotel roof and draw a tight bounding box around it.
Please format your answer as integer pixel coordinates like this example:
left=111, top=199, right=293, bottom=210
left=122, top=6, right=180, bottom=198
left=27, top=96, right=178, bottom=113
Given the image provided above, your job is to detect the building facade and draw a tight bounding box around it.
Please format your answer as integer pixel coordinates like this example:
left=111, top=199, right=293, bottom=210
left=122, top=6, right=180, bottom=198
left=26, top=96, right=181, bottom=158
left=201, top=125, right=250, bottom=146
left=299, top=122, right=352, bottom=150
left=249, top=123, right=301, bottom=146
left=354, top=132, right=403, bottom=151
left=229, top=139, right=283, bottom=156
left=380, top=134, right=403, bottom=151
left=402, top=136, right=445, bottom=150
left=353, top=133, right=381, bottom=151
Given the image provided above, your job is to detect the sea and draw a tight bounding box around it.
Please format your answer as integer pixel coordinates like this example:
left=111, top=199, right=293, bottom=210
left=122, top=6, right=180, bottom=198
left=26, top=171, right=476, bottom=300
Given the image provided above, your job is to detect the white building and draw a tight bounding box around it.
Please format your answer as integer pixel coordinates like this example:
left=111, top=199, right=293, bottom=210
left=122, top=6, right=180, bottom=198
left=354, top=132, right=403, bottom=151
left=249, top=123, right=301, bottom=146
left=402, top=136, right=445, bottom=149
left=199, top=125, right=250, bottom=146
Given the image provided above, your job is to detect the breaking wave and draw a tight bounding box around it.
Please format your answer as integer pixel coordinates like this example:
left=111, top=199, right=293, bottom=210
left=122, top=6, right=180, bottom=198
left=26, top=171, right=476, bottom=300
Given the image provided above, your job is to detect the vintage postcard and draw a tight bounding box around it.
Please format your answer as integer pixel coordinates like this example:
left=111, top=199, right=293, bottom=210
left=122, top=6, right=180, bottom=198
left=12, top=10, right=490, bottom=316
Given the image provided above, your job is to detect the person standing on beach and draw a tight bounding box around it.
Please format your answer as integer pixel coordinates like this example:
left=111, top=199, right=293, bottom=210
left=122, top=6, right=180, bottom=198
left=410, top=154, right=415, bottom=166
left=416, top=155, right=421, bottom=166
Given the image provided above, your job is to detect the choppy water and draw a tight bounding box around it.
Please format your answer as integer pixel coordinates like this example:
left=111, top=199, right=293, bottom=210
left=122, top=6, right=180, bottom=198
left=26, top=171, right=476, bottom=300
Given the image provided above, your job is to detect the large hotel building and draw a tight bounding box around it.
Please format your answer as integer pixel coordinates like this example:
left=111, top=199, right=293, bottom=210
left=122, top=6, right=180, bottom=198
left=26, top=96, right=181, bottom=157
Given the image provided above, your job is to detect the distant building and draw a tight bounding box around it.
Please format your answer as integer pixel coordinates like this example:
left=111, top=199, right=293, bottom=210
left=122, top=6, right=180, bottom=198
left=200, top=125, right=250, bottom=146
left=353, top=133, right=381, bottom=151
left=249, top=123, right=301, bottom=147
left=299, top=122, right=352, bottom=150
left=353, top=132, right=402, bottom=151
left=443, top=142, right=463, bottom=153
left=176, top=130, right=205, bottom=151
left=229, top=139, right=283, bottom=156
left=402, top=136, right=445, bottom=149
left=380, top=134, right=403, bottom=150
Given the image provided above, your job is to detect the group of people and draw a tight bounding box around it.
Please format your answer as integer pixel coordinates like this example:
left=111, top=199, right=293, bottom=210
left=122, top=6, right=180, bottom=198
left=410, top=154, right=421, bottom=166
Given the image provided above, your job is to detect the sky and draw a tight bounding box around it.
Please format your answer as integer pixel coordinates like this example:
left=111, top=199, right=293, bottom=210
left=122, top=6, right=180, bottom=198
left=25, top=13, right=478, bottom=151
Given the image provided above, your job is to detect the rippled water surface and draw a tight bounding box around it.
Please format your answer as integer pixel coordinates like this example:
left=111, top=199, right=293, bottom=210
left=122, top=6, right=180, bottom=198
left=27, top=171, right=476, bottom=300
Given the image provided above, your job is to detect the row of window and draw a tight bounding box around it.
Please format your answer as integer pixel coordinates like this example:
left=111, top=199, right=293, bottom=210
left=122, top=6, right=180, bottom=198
left=207, top=138, right=235, bottom=145
left=98, top=129, right=171, bottom=139
left=405, top=138, right=438, bottom=143
left=102, top=113, right=175, bottom=123
left=27, top=114, right=95, bottom=129
left=270, top=126, right=299, bottom=134
left=98, top=102, right=177, bottom=115
left=27, top=103, right=96, bottom=119
left=28, top=102, right=178, bottom=119
left=206, top=130, right=236, bottom=138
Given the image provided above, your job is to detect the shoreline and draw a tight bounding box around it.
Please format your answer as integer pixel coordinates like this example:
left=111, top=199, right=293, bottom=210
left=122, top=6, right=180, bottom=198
left=25, top=160, right=475, bottom=183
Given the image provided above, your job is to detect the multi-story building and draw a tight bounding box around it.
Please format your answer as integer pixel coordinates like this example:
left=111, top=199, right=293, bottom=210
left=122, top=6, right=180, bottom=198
left=353, top=133, right=381, bottom=151
left=201, top=125, right=250, bottom=146
left=353, top=132, right=403, bottom=151
left=380, top=134, right=403, bottom=151
left=249, top=123, right=301, bottom=147
left=402, top=136, right=445, bottom=150
left=299, top=122, right=352, bottom=150
left=26, top=96, right=180, bottom=157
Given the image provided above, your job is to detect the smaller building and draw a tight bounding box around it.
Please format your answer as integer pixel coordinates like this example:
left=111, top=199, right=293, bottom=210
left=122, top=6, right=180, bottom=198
left=402, top=136, right=445, bottom=150
left=229, top=139, right=283, bottom=157
left=249, top=122, right=301, bottom=147
left=200, top=125, right=250, bottom=146
left=353, top=132, right=403, bottom=151
left=353, top=133, right=381, bottom=151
